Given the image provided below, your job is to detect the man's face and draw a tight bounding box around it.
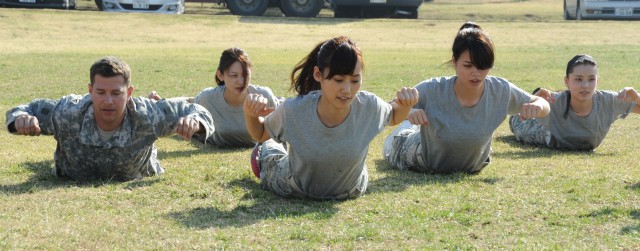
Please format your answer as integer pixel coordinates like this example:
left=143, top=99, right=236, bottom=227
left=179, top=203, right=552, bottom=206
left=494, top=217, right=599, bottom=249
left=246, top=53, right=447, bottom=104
left=88, top=74, right=133, bottom=130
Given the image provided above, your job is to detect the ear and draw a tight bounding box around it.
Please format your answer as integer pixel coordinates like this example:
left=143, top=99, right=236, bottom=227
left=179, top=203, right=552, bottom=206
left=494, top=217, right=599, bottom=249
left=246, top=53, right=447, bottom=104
left=127, top=86, right=135, bottom=99
left=313, top=66, right=323, bottom=82
left=564, top=76, right=569, bottom=88
left=88, top=83, right=93, bottom=94
left=216, top=70, right=224, bottom=82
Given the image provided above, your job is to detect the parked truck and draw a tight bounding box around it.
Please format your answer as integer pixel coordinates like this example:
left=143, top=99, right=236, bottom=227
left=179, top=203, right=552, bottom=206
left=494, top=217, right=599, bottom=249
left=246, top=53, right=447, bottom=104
left=205, top=0, right=423, bottom=18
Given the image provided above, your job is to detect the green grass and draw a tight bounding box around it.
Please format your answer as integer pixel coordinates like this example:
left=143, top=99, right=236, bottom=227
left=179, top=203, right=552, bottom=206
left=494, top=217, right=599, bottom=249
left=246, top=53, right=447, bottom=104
left=1, top=0, right=640, bottom=249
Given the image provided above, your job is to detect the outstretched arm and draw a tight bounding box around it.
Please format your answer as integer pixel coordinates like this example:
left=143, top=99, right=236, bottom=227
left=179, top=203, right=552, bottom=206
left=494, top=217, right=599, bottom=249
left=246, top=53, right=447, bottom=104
left=174, top=117, right=206, bottom=141
left=389, top=87, right=419, bottom=126
left=243, top=94, right=275, bottom=142
left=618, top=87, right=640, bottom=114
left=533, top=88, right=558, bottom=104
left=148, top=91, right=195, bottom=103
left=519, top=95, right=550, bottom=120
left=6, top=98, right=59, bottom=136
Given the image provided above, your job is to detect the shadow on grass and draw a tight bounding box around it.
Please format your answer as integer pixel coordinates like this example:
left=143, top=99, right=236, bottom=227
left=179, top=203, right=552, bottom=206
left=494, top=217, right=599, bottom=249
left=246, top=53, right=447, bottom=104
left=626, top=182, right=640, bottom=191
left=168, top=177, right=340, bottom=229
left=621, top=209, right=640, bottom=235
left=580, top=207, right=640, bottom=235
left=622, top=209, right=640, bottom=231
left=156, top=142, right=248, bottom=160
left=0, top=160, right=162, bottom=195
left=493, top=135, right=614, bottom=159
left=579, top=207, right=622, bottom=218
left=367, top=159, right=503, bottom=195
left=0, top=160, right=69, bottom=194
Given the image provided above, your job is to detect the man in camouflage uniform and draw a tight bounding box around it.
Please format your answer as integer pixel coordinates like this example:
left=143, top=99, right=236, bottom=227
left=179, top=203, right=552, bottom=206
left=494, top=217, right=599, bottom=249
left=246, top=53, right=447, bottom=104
left=5, top=56, right=214, bottom=181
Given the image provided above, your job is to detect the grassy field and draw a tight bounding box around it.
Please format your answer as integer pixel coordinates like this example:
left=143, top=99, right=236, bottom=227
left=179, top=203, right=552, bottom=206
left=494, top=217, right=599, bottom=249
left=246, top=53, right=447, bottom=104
left=1, top=0, right=640, bottom=249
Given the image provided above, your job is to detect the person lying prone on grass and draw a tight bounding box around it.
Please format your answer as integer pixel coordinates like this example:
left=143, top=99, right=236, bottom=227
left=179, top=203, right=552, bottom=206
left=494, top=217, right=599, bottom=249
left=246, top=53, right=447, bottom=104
left=148, top=47, right=280, bottom=148
left=6, top=56, right=214, bottom=181
left=383, top=22, right=550, bottom=175
left=245, top=36, right=418, bottom=201
left=509, top=54, right=640, bottom=151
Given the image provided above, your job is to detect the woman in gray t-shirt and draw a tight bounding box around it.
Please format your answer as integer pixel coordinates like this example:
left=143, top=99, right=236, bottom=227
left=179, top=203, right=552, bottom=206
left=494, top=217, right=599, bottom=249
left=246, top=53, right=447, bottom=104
left=149, top=47, right=280, bottom=147
left=509, top=54, right=640, bottom=151
left=383, top=22, right=550, bottom=174
left=243, top=36, right=418, bottom=200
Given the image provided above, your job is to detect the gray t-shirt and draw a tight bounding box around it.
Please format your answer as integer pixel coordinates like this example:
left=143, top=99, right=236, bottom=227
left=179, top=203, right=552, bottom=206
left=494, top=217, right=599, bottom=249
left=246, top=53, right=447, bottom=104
left=415, top=76, right=532, bottom=173
left=540, top=90, right=633, bottom=150
left=264, top=90, right=392, bottom=199
left=193, top=85, right=278, bottom=147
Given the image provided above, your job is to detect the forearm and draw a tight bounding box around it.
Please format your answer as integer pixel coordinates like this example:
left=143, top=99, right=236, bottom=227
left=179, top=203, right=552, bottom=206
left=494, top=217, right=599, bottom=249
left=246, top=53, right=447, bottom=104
left=633, top=95, right=640, bottom=114
left=632, top=103, right=640, bottom=114
left=390, top=102, right=412, bottom=126
left=531, top=96, right=551, bottom=117
left=244, top=114, right=270, bottom=142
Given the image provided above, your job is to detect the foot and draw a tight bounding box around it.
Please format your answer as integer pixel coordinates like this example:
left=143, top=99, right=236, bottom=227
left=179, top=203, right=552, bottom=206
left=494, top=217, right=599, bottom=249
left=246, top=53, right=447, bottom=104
left=250, top=143, right=261, bottom=178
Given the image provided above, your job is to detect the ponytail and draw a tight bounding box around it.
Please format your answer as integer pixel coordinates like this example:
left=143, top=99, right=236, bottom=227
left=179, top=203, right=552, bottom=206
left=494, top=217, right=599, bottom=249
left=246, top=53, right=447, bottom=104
left=563, top=90, right=571, bottom=119
left=290, top=41, right=324, bottom=96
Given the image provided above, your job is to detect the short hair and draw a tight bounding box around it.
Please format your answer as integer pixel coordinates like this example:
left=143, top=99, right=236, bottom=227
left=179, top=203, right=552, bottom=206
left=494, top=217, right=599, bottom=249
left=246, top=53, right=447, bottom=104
left=89, top=56, right=131, bottom=87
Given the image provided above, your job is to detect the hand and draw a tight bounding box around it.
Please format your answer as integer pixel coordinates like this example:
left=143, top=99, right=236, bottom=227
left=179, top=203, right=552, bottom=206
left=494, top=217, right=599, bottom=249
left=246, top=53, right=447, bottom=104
left=14, top=115, right=41, bottom=136
left=175, top=117, right=200, bottom=141
left=519, top=103, right=543, bottom=121
left=618, top=87, right=640, bottom=103
left=407, top=108, right=430, bottom=126
left=534, top=88, right=556, bottom=104
left=148, top=91, right=162, bottom=101
left=243, top=94, right=275, bottom=118
left=395, top=87, right=419, bottom=108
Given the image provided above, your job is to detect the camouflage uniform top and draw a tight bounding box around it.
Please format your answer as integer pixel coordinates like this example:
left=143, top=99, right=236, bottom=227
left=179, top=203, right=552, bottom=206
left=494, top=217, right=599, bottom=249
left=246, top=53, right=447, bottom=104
left=5, top=94, right=214, bottom=181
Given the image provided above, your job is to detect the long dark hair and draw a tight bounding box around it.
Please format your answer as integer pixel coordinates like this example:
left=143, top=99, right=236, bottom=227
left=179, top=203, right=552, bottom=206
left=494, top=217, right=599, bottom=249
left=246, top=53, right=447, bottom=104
left=215, top=47, right=252, bottom=86
left=563, top=54, right=598, bottom=119
left=290, top=36, right=363, bottom=96
left=449, top=21, right=494, bottom=70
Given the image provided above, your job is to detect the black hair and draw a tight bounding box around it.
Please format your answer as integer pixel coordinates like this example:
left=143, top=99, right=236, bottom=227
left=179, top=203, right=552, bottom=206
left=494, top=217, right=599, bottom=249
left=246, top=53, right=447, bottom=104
left=290, top=36, right=363, bottom=96
left=450, top=21, right=494, bottom=70
left=563, top=54, right=598, bottom=119
left=216, top=47, right=252, bottom=86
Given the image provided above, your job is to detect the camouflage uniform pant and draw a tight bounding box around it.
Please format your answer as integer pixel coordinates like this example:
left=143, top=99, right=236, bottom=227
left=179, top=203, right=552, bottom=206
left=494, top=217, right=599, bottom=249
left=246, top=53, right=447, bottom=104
left=382, top=121, right=429, bottom=172
left=508, top=116, right=551, bottom=147
left=254, top=139, right=366, bottom=200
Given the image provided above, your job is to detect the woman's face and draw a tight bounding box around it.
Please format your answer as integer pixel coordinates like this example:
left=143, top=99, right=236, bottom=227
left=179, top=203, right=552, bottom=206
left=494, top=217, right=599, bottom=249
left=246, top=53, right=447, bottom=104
left=218, top=61, right=250, bottom=96
left=315, top=60, right=362, bottom=110
left=453, top=50, right=490, bottom=89
left=565, top=64, right=597, bottom=102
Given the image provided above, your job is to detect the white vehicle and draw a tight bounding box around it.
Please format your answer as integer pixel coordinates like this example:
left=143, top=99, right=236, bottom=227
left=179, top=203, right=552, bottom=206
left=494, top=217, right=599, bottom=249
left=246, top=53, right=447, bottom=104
left=564, top=0, right=640, bottom=20
left=95, top=0, right=185, bottom=14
